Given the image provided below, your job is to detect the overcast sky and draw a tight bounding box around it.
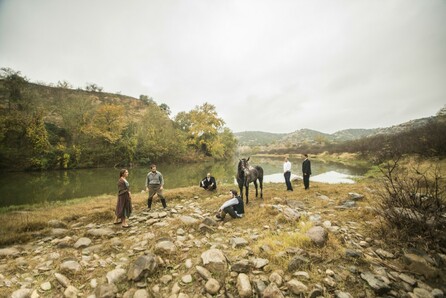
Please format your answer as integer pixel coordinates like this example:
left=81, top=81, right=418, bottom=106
left=1, top=0, right=445, bottom=134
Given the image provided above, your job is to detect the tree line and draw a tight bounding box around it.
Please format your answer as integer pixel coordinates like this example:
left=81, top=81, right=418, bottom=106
left=0, top=68, right=237, bottom=170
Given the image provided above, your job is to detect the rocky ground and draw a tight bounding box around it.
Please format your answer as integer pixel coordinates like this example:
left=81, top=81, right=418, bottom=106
left=0, top=183, right=445, bottom=298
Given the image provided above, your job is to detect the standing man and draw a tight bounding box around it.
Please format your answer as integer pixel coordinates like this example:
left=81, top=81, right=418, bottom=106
left=302, top=154, right=312, bottom=190
left=283, top=157, right=293, bottom=191
left=145, top=164, right=167, bottom=210
left=200, top=172, right=217, bottom=191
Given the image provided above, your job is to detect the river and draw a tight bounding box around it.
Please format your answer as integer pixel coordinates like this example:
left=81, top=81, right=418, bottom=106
left=0, top=156, right=369, bottom=207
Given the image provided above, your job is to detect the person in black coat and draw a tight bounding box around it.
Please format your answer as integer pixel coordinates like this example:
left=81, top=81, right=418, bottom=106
left=302, top=154, right=312, bottom=190
left=200, top=172, right=217, bottom=190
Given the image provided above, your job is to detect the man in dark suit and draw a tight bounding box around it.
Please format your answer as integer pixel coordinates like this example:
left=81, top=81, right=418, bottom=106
left=302, top=154, right=312, bottom=190
left=200, top=172, right=217, bottom=191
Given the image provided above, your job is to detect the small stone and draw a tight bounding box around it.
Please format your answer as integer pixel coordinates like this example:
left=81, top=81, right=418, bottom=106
left=205, top=278, right=221, bottom=295
left=181, top=274, right=193, bottom=284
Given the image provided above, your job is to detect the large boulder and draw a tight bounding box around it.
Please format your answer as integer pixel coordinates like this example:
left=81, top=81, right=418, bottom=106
left=127, top=254, right=158, bottom=281
left=201, top=249, right=227, bottom=273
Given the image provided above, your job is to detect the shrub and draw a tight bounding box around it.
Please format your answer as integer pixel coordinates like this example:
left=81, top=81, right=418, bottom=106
left=373, top=155, right=446, bottom=248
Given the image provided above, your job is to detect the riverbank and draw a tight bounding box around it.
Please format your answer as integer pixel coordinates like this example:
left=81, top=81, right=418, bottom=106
left=1, top=178, right=445, bottom=297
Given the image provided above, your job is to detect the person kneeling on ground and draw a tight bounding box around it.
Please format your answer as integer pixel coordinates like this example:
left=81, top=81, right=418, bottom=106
left=216, top=189, right=244, bottom=221
left=200, top=172, right=217, bottom=191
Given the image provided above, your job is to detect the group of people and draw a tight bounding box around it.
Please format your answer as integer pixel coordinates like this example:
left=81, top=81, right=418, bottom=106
left=114, top=154, right=311, bottom=227
left=283, top=154, right=312, bottom=191
left=114, top=164, right=167, bottom=228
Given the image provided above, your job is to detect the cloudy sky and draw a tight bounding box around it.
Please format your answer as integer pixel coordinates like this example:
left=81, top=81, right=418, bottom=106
left=1, top=0, right=445, bottom=134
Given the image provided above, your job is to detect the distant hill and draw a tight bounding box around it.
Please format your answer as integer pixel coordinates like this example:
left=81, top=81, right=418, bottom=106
left=234, top=131, right=286, bottom=146
left=235, top=109, right=445, bottom=147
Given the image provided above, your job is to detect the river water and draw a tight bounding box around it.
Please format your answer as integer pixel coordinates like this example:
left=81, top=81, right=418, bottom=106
left=0, top=156, right=368, bottom=207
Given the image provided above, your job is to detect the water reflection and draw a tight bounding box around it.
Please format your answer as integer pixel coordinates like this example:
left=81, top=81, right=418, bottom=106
left=0, top=156, right=368, bottom=207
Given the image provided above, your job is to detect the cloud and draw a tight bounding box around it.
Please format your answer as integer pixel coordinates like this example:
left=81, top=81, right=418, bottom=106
left=1, top=0, right=445, bottom=134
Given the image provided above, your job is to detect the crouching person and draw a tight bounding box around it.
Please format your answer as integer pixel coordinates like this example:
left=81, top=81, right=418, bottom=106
left=216, top=189, right=244, bottom=221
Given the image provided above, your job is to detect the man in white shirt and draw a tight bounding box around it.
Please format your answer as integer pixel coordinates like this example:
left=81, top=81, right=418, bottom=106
left=283, top=157, right=293, bottom=191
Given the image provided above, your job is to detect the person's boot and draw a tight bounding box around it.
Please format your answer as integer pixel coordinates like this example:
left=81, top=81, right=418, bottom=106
left=147, top=198, right=152, bottom=210
left=161, top=198, right=167, bottom=209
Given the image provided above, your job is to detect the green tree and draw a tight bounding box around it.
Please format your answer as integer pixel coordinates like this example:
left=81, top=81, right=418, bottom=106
left=136, top=106, right=186, bottom=163
left=0, top=67, right=28, bottom=111
left=174, top=103, right=225, bottom=156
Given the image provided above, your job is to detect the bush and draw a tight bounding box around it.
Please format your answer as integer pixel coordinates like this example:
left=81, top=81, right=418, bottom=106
left=374, top=155, right=446, bottom=248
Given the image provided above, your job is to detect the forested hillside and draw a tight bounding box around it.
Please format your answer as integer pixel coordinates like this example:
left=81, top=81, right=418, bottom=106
left=0, top=69, right=237, bottom=170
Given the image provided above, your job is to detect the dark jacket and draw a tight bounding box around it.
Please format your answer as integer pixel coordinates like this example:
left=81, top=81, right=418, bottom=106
left=200, top=176, right=217, bottom=189
left=302, top=159, right=312, bottom=175
left=233, top=195, right=244, bottom=215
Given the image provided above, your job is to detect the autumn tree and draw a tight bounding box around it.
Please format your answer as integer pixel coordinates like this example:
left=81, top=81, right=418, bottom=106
left=174, top=103, right=236, bottom=159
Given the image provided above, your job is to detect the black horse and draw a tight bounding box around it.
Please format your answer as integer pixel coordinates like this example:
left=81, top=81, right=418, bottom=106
left=236, top=157, right=263, bottom=204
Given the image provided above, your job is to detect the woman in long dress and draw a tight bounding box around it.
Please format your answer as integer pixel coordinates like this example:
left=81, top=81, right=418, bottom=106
left=115, top=169, right=132, bottom=228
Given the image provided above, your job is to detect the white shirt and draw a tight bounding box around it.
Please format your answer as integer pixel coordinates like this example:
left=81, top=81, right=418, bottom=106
left=283, top=161, right=292, bottom=173
left=220, top=197, right=238, bottom=210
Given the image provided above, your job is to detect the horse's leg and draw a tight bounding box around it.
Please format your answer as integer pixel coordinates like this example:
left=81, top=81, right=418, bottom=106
left=259, top=177, right=263, bottom=199
left=254, top=180, right=258, bottom=198
left=245, top=185, right=249, bottom=205
left=239, top=184, right=243, bottom=200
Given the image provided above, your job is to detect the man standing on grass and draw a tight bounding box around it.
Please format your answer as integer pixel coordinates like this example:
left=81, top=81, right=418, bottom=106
left=145, top=164, right=167, bottom=210
left=283, top=157, right=293, bottom=191
left=302, top=154, right=312, bottom=190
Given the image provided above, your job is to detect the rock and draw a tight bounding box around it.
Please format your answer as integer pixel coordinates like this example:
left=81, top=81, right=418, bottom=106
left=199, top=223, right=215, bottom=233
left=230, top=237, right=248, bottom=248
left=345, top=249, right=363, bottom=258
left=432, top=288, right=444, bottom=298
left=196, top=265, right=212, bottom=280
left=87, top=228, right=114, bottom=237
left=155, top=240, right=177, bottom=254
left=306, top=226, right=328, bottom=246
left=412, top=287, right=434, bottom=298
left=181, top=274, right=193, bottom=284
left=201, top=249, right=227, bottom=273
left=40, top=281, right=52, bottom=291
left=399, top=273, right=417, bottom=286
left=335, top=291, right=354, bottom=298
left=48, top=219, right=67, bottom=228
left=251, top=258, right=269, bottom=269
left=202, top=217, right=218, bottom=226
left=64, top=285, right=79, bottom=298
left=106, top=268, right=126, bottom=284
left=127, top=254, right=158, bottom=281
left=348, top=192, right=364, bottom=200
left=231, top=259, right=250, bottom=273
left=308, top=288, right=323, bottom=298
left=60, top=260, right=81, bottom=273
left=360, top=271, right=391, bottom=295
left=74, top=237, right=92, bottom=248
left=52, top=228, right=70, bottom=236
left=263, top=282, right=285, bottom=298
left=237, top=273, right=252, bottom=298
left=205, top=278, right=221, bottom=295
left=160, top=274, right=173, bottom=284
left=288, top=255, right=310, bottom=272
left=185, top=259, right=193, bottom=269
left=253, top=279, right=267, bottom=297
left=55, top=272, right=70, bottom=287
left=133, top=289, right=151, bottom=298
left=269, top=271, right=283, bottom=286
left=179, top=215, right=199, bottom=225
left=95, top=283, right=118, bottom=298
left=283, top=207, right=301, bottom=221
left=375, top=248, right=394, bottom=259
left=11, top=288, right=31, bottom=298
left=286, top=279, right=308, bottom=295
left=0, top=247, right=20, bottom=257
left=403, top=253, right=439, bottom=279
